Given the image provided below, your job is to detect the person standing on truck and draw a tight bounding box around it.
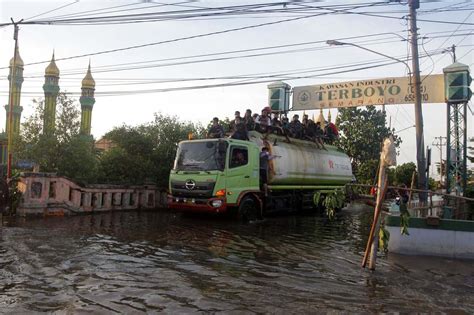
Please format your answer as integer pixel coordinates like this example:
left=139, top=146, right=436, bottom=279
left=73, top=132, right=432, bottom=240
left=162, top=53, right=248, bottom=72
left=207, top=117, right=225, bottom=138
left=260, top=147, right=278, bottom=197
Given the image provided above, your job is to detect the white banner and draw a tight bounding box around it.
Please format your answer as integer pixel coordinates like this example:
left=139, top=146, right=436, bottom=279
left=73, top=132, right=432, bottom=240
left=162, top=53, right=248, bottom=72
left=292, top=74, right=445, bottom=110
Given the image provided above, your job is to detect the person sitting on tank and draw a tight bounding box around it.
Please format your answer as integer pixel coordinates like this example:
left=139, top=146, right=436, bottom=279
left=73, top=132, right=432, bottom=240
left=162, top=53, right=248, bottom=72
left=231, top=117, right=250, bottom=141
left=207, top=117, right=225, bottom=138
left=279, top=116, right=292, bottom=143
left=271, top=113, right=282, bottom=128
left=289, top=114, right=303, bottom=139
left=229, top=111, right=242, bottom=133
left=301, top=114, right=310, bottom=137
left=313, top=121, right=326, bottom=149
left=255, top=107, right=272, bottom=133
left=243, top=109, right=255, bottom=131
left=324, top=121, right=339, bottom=144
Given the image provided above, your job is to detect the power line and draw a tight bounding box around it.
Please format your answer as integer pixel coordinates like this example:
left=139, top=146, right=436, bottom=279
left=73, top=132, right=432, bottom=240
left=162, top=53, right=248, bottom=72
left=0, top=28, right=408, bottom=70
left=23, top=0, right=80, bottom=21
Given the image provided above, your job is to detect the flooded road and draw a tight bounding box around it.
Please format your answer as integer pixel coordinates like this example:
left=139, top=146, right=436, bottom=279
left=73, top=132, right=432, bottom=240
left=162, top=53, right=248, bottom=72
left=1, top=205, right=473, bottom=313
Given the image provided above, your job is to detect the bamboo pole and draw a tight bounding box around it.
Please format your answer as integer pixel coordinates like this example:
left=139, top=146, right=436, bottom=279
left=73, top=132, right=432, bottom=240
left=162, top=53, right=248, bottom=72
left=367, top=176, right=388, bottom=270
left=362, top=136, right=396, bottom=270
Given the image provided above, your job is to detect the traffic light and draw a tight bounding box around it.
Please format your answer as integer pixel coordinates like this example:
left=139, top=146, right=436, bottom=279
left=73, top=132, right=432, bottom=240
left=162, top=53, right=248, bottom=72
left=443, top=62, right=472, bottom=103
left=267, top=81, right=291, bottom=112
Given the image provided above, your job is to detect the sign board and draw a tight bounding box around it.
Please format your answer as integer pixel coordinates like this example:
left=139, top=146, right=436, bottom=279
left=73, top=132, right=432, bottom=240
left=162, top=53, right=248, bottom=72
left=292, top=74, right=444, bottom=110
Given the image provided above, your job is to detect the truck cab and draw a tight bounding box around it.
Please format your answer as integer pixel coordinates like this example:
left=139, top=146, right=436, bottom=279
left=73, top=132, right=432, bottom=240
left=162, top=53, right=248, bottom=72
left=168, top=138, right=262, bottom=217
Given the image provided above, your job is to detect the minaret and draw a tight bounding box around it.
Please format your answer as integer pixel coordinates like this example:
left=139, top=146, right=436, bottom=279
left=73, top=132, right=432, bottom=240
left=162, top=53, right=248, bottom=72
left=5, top=46, right=24, bottom=135
left=43, top=52, right=60, bottom=134
left=80, top=62, right=95, bottom=136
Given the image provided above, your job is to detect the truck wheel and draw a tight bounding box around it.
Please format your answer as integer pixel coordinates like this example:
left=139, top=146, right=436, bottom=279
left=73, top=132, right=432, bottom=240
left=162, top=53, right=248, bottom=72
left=237, top=196, right=261, bottom=222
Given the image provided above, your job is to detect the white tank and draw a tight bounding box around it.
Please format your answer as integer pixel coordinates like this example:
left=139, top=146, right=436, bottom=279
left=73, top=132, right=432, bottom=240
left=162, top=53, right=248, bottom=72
left=249, top=131, right=353, bottom=186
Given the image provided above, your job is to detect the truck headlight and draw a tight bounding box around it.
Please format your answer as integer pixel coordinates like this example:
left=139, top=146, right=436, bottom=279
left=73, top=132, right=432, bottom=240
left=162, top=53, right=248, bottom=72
left=211, top=199, right=223, bottom=208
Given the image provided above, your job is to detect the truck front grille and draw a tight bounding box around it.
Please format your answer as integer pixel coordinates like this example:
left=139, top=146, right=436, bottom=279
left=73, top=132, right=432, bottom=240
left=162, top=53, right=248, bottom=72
left=170, top=181, right=216, bottom=198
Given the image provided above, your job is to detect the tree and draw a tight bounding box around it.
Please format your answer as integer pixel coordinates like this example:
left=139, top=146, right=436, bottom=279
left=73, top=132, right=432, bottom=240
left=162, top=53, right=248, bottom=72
left=15, top=92, right=98, bottom=182
left=98, top=113, right=204, bottom=186
left=336, top=106, right=401, bottom=182
left=393, top=162, right=417, bottom=187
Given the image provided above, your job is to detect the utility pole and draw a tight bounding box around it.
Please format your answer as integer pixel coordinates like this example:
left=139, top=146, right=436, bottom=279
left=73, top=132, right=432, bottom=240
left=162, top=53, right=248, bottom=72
left=408, top=0, right=427, bottom=203
left=432, top=136, right=447, bottom=187
left=7, top=20, right=21, bottom=180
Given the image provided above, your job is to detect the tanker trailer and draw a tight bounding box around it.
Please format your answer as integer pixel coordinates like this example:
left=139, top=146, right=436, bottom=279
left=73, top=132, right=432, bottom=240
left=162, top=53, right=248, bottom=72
left=168, top=131, right=353, bottom=221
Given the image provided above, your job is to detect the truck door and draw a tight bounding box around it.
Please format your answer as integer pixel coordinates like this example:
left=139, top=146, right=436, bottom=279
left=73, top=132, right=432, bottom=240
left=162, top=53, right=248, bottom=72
left=226, top=145, right=252, bottom=197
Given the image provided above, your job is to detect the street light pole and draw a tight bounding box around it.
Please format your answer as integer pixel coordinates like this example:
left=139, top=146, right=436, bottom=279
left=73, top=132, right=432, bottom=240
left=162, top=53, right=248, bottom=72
left=326, top=40, right=411, bottom=76
left=327, top=2, right=427, bottom=203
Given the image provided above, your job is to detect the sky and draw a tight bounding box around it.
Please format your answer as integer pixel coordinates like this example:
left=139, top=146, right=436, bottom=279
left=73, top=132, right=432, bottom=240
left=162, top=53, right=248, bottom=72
left=0, top=0, right=473, bottom=177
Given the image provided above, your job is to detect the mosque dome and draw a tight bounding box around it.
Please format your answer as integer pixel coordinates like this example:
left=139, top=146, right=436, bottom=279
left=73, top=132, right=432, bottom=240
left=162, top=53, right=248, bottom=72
left=81, top=63, right=95, bottom=89
left=45, top=53, right=60, bottom=77
left=9, top=46, right=24, bottom=67
left=316, top=108, right=326, bottom=129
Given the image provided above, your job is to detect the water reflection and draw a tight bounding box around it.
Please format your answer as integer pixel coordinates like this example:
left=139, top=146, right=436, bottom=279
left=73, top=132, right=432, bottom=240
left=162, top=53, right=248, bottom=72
left=0, top=207, right=472, bottom=313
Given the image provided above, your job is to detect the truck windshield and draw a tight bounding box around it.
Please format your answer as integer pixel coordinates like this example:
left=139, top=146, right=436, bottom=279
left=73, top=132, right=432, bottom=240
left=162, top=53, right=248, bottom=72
left=174, top=141, right=227, bottom=171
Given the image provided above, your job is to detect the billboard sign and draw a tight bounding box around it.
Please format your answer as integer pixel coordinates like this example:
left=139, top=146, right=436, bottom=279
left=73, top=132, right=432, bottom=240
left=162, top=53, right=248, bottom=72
left=292, top=74, right=444, bottom=110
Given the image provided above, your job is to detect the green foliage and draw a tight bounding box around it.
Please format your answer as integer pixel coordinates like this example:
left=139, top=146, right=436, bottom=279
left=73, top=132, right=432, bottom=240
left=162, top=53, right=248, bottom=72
left=98, top=113, right=204, bottom=186
left=378, top=223, right=390, bottom=253
left=314, top=189, right=345, bottom=220
left=335, top=106, right=401, bottom=181
left=15, top=92, right=98, bottom=182
left=354, top=159, right=379, bottom=185
left=400, top=211, right=410, bottom=235
left=393, top=162, right=417, bottom=186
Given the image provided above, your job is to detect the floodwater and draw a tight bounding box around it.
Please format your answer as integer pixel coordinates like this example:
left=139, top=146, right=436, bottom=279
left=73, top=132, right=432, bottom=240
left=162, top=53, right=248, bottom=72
left=0, top=205, right=472, bottom=314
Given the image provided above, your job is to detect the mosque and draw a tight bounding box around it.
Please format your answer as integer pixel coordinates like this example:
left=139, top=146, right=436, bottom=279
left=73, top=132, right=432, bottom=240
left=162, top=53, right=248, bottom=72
left=0, top=47, right=96, bottom=166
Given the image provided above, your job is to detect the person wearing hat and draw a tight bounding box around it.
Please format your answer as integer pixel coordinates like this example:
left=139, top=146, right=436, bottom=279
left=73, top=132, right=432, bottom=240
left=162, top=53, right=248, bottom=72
left=207, top=117, right=225, bottom=139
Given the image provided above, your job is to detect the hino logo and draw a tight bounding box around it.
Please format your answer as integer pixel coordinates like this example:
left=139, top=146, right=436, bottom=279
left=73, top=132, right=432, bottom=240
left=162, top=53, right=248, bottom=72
left=185, top=179, right=196, bottom=190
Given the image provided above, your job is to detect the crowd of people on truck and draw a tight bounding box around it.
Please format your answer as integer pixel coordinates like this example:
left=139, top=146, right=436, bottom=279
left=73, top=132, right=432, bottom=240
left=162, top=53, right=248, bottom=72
left=206, top=106, right=339, bottom=146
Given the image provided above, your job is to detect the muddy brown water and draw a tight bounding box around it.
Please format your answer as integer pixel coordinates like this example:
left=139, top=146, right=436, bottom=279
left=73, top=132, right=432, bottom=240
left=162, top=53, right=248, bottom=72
left=0, top=205, right=473, bottom=314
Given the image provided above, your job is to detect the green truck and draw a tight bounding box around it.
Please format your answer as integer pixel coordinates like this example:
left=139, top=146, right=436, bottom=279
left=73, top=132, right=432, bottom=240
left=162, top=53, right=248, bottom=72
left=168, top=131, right=353, bottom=220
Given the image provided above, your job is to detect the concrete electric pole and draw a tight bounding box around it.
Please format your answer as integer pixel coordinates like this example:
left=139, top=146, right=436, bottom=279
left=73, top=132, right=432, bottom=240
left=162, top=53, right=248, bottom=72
left=408, top=0, right=427, bottom=202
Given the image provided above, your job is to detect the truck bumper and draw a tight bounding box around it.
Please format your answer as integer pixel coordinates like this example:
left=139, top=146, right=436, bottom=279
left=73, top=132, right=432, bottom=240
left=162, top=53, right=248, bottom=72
left=167, top=195, right=228, bottom=214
